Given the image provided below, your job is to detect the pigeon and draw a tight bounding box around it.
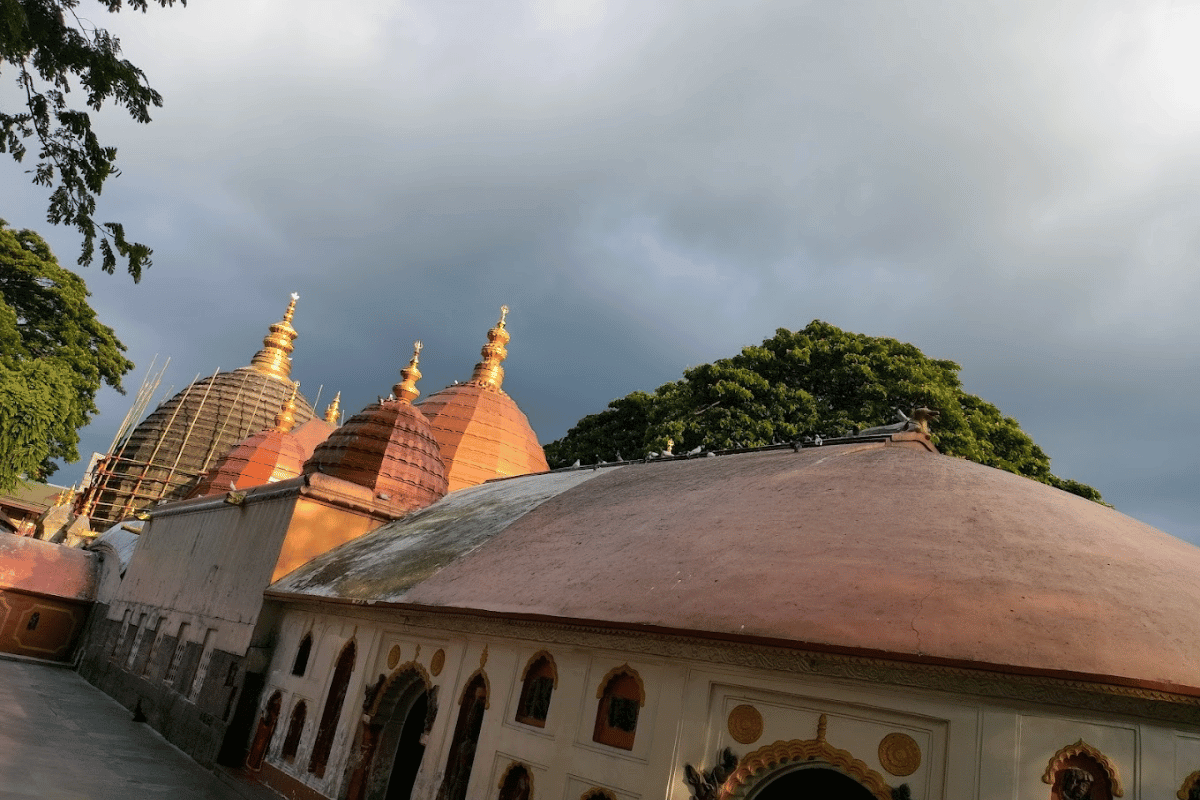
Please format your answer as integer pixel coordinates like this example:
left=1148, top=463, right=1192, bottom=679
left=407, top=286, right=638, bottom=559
left=814, top=435, right=823, bottom=446
left=570, top=459, right=581, bottom=468
left=615, top=451, right=623, bottom=462
left=685, top=445, right=703, bottom=456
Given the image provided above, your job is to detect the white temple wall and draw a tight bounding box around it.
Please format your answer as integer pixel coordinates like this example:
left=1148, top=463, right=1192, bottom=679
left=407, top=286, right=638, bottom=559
left=254, top=603, right=1200, bottom=800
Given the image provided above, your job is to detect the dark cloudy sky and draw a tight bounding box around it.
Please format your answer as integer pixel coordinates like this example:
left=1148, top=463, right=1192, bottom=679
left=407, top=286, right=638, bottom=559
left=5, top=0, right=1200, bottom=542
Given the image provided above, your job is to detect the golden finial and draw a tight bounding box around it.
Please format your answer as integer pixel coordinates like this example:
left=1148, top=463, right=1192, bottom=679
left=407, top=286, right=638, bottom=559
left=324, top=391, right=341, bottom=425
left=468, top=306, right=510, bottom=392
left=394, top=341, right=423, bottom=404
left=816, top=714, right=827, bottom=743
left=249, top=293, right=300, bottom=380
left=274, top=382, right=299, bottom=433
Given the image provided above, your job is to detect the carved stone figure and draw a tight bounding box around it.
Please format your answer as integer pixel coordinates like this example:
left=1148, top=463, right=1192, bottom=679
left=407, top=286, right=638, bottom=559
left=684, top=747, right=739, bottom=800
left=1059, top=767, right=1095, bottom=800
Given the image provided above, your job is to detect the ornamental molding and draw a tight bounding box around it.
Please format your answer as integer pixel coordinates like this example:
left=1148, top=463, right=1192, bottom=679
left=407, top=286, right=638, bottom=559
left=720, top=715, right=891, bottom=800
left=276, top=599, right=1200, bottom=724
left=1041, top=740, right=1124, bottom=796
left=520, top=649, right=559, bottom=688
left=594, top=663, right=646, bottom=705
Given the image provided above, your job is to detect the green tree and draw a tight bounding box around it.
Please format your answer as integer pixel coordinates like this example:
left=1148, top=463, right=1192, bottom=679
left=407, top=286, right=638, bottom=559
left=0, top=219, right=133, bottom=491
left=1, top=0, right=181, bottom=282
left=545, top=321, right=1103, bottom=502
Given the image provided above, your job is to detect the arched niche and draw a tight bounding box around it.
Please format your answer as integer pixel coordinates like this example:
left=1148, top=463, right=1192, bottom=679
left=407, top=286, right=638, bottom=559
left=438, top=673, right=489, bottom=800
left=497, top=762, right=534, bottom=800
left=1041, top=740, right=1123, bottom=799
left=593, top=665, right=645, bottom=751
left=245, top=690, right=282, bottom=771
left=515, top=651, right=557, bottom=728
left=308, top=638, right=356, bottom=778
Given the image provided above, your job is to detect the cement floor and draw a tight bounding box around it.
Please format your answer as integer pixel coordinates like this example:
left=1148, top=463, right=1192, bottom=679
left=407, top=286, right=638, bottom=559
left=0, top=657, right=276, bottom=800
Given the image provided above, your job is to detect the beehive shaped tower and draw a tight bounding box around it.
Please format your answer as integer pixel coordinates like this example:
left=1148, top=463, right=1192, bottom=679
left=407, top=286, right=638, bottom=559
left=81, top=295, right=315, bottom=526
left=303, top=342, right=448, bottom=517
left=187, top=385, right=309, bottom=497
left=416, top=307, right=549, bottom=492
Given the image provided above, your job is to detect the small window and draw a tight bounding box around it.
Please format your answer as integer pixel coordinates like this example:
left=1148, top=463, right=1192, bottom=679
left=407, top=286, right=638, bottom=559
left=593, top=667, right=644, bottom=751
left=281, top=701, right=307, bottom=762
left=515, top=653, right=556, bottom=727
left=292, top=633, right=312, bottom=676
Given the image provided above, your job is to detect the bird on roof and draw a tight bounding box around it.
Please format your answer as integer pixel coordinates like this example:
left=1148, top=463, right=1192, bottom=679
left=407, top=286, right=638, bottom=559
left=814, top=435, right=823, bottom=446
left=571, top=459, right=581, bottom=468
left=686, top=445, right=703, bottom=456
left=615, top=450, right=623, bottom=462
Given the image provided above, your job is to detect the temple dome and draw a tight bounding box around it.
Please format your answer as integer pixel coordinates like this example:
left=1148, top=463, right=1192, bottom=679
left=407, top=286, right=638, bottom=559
left=188, top=387, right=309, bottom=497
left=273, top=436, right=1200, bottom=697
left=82, top=295, right=314, bottom=527
left=416, top=307, right=549, bottom=492
left=303, top=343, right=448, bottom=517
left=289, top=392, right=340, bottom=456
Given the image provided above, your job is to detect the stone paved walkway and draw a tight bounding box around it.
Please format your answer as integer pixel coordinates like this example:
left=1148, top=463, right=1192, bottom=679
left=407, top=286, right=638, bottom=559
left=0, top=657, right=277, bottom=800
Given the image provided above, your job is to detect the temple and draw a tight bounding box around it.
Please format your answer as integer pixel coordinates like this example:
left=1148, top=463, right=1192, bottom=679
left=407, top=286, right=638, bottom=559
left=77, top=295, right=317, bottom=528
left=4, top=297, right=1200, bottom=800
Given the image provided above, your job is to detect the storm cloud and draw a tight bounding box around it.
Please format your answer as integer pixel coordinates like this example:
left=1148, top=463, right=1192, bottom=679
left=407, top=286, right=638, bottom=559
left=5, top=0, right=1200, bottom=540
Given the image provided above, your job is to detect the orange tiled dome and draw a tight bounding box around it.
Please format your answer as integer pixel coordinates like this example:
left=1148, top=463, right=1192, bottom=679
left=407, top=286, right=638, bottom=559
left=303, top=344, right=448, bottom=516
left=416, top=307, right=549, bottom=492
left=189, top=386, right=308, bottom=497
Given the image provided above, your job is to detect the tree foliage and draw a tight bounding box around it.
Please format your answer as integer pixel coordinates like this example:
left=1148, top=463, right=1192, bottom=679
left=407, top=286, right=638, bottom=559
left=0, top=219, right=132, bottom=490
left=545, top=321, right=1103, bottom=502
left=1, top=0, right=182, bottom=282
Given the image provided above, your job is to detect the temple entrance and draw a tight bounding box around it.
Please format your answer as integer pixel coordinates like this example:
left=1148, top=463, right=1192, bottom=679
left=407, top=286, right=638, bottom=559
left=345, top=668, right=436, bottom=800
left=383, top=690, right=428, bottom=800
left=750, top=765, right=878, bottom=800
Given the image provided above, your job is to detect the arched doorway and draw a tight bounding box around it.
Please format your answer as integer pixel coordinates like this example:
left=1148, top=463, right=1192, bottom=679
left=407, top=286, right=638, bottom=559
left=382, top=688, right=428, bottom=800
left=750, top=765, right=878, bottom=800
left=244, top=691, right=282, bottom=771
left=345, top=667, right=435, bottom=800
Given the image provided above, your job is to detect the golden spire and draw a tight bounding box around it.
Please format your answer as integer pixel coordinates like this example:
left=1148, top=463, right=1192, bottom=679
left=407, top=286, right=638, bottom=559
left=324, top=391, right=341, bottom=424
left=249, top=293, right=299, bottom=379
left=394, top=341, right=423, bottom=404
left=468, top=305, right=510, bottom=392
left=274, top=382, right=299, bottom=433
